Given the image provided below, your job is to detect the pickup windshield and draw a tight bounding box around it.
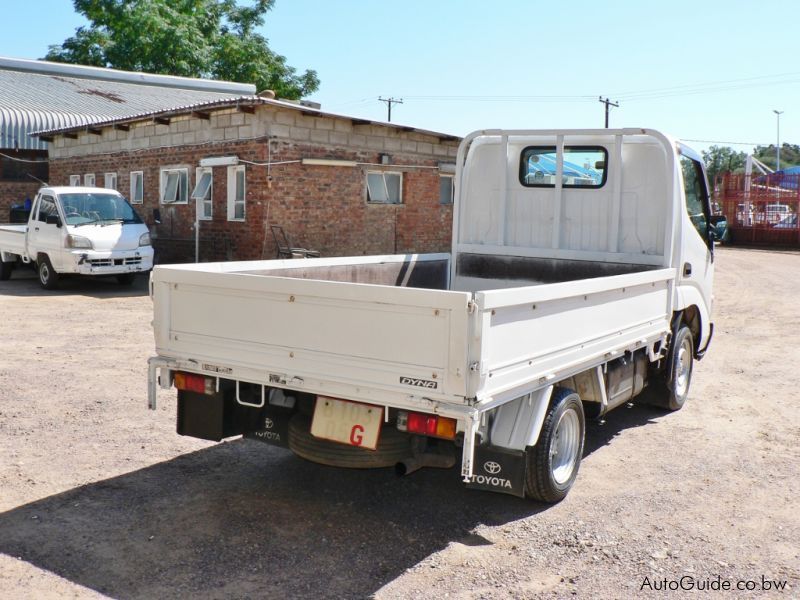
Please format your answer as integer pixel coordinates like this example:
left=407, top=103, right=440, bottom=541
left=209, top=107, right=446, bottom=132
left=59, top=193, right=143, bottom=226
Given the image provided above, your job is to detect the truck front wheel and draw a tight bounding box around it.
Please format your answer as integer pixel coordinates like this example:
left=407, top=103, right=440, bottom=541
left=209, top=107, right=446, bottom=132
left=38, top=256, right=59, bottom=290
left=524, top=388, right=585, bottom=503
left=648, top=325, right=694, bottom=411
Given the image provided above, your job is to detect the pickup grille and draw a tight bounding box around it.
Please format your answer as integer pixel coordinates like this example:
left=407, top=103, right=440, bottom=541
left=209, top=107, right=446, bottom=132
left=88, top=257, right=142, bottom=267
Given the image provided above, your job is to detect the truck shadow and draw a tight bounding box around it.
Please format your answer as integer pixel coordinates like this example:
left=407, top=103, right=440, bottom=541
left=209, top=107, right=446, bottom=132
left=0, top=404, right=660, bottom=599
left=0, top=268, right=149, bottom=298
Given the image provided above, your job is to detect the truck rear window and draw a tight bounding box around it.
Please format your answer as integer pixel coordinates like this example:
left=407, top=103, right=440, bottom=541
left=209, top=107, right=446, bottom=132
left=519, top=146, right=608, bottom=189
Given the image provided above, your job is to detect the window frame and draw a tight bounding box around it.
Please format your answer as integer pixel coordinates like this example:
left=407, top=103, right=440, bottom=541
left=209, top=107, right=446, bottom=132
left=36, top=195, right=58, bottom=222
left=193, top=167, right=213, bottom=221
left=519, top=145, right=609, bottom=189
left=439, top=174, right=454, bottom=205
left=104, top=172, right=117, bottom=190
left=159, top=166, right=190, bottom=205
left=226, top=165, right=246, bottom=221
left=366, top=170, right=403, bottom=204
left=69, top=175, right=80, bottom=187
left=680, top=155, right=712, bottom=246
left=84, top=173, right=96, bottom=187
left=129, top=171, right=144, bottom=204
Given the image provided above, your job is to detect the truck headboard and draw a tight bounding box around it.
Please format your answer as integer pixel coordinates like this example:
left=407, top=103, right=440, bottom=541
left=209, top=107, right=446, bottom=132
left=453, top=129, right=676, bottom=270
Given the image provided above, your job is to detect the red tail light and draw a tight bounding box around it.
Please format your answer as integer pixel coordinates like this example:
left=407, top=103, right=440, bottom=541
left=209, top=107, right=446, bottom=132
left=174, top=371, right=215, bottom=395
left=401, top=411, right=457, bottom=440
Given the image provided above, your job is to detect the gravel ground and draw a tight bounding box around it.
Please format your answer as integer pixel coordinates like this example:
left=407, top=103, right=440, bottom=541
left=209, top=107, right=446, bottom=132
left=0, top=246, right=798, bottom=599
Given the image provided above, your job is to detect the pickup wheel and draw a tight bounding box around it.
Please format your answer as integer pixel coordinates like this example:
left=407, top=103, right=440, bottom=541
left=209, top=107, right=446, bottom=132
left=37, top=256, right=59, bottom=290
left=288, top=414, right=411, bottom=469
left=524, top=388, right=585, bottom=503
left=647, top=325, right=694, bottom=411
left=0, top=260, right=12, bottom=281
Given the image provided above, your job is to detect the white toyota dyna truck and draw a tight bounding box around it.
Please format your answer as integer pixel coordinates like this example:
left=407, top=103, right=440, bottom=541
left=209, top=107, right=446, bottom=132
left=148, top=128, right=717, bottom=502
left=0, top=186, right=154, bottom=289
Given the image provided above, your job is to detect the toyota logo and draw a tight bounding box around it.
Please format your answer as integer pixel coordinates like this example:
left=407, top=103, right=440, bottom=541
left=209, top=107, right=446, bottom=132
left=483, top=461, right=502, bottom=475
left=264, top=418, right=274, bottom=429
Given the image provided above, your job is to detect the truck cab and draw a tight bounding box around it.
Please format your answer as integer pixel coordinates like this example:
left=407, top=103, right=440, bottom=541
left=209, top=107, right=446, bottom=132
left=0, top=186, right=154, bottom=288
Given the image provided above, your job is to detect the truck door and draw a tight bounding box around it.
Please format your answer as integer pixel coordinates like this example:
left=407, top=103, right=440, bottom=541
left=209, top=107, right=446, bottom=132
left=28, top=194, right=64, bottom=269
left=677, top=146, right=715, bottom=346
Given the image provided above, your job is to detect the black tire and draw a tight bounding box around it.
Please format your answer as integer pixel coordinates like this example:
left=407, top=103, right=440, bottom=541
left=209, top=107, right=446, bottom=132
left=116, top=273, right=136, bottom=285
left=524, top=388, right=585, bottom=503
left=647, top=325, right=694, bottom=411
left=288, top=413, right=411, bottom=469
left=37, top=256, right=59, bottom=290
left=0, top=260, right=12, bottom=281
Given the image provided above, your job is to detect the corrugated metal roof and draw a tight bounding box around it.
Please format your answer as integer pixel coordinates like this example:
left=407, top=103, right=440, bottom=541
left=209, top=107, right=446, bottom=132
left=0, top=57, right=254, bottom=150
left=35, top=96, right=461, bottom=142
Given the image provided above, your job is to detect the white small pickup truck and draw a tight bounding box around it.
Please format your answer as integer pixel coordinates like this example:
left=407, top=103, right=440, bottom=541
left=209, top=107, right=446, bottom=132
left=148, top=128, right=718, bottom=502
left=0, top=186, right=154, bottom=289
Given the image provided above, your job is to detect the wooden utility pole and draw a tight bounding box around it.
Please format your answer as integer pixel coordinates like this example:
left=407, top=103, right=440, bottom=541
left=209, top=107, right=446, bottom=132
left=598, top=97, right=619, bottom=128
left=379, top=97, right=403, bottom=122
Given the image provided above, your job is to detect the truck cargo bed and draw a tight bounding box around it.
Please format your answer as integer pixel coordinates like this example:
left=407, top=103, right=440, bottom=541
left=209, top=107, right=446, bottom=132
left=151, top=252, right=673, bottom=410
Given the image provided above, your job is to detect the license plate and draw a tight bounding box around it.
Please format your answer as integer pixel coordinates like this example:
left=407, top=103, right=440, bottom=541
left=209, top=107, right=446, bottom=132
left=310, top=397, right=383, bottom=450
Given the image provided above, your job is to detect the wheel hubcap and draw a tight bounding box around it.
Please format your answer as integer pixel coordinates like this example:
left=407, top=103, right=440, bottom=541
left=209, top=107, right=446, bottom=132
left=550, top=408, right=581, bottom=485
left=40, top=264, right=49, bottom=284
left=675, top=338, right=692, bottom=397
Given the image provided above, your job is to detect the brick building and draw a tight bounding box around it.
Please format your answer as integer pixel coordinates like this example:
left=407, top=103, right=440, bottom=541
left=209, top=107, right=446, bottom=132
left=38, top=96, right=461, bottom=262
left=0, top=56, right=254, bottom=219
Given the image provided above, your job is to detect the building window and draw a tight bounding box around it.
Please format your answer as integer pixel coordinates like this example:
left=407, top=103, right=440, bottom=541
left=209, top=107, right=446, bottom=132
left=366, top=171, right=403, bottom=204
left=160, top=167, right=189, bottom=204
left=192, top=167, right=213, bottom=220
left=130, top=171, right=144, bottom=204
left=227, top=165, right=245, bottom=221
left=69, top=175, right=80, bottom=186
left=84, top=173, right=96, bottom=186
left=104, top=172, right=117, bottom=190
left=439, top=175, right=454, bottom=205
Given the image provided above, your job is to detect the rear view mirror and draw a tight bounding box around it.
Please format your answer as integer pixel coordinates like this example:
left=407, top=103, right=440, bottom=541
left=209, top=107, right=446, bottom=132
left=45, top=214, right=62, bottom=228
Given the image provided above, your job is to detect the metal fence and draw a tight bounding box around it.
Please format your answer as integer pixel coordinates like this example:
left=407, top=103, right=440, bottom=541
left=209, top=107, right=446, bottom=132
left=716, top=173, right=799, bottom=246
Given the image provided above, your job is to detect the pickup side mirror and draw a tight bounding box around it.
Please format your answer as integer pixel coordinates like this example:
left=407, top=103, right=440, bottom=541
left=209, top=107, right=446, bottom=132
left=707, top=227, right=716, bottom=263
left=45, top=214, right=62, bottom=228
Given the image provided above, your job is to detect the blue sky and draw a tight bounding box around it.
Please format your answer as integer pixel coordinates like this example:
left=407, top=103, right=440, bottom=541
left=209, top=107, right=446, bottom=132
left=2, top=1, right=798, bottom=156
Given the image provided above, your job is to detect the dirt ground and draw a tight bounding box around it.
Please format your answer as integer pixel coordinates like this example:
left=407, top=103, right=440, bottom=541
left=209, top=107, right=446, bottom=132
left=0, top=246, right=798, bottom=599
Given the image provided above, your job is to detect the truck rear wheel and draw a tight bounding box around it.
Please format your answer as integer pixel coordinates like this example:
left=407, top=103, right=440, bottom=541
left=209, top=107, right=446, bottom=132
left=647, top=325, right=694, bottom=411
left=524, top=388, right=585, bottom=503
left=288, top=413, right=411, bottom=469
left=0, top=260, right=12, bottom=281
left=37, top=256, right=59, bottom=290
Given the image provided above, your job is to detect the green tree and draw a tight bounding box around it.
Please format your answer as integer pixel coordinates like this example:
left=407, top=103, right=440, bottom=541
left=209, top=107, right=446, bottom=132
left=45, top=0, right=319, bottom=99
left=753, top=144, right=800, bottom=171
left=702, top=145, right=747, bottom=185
